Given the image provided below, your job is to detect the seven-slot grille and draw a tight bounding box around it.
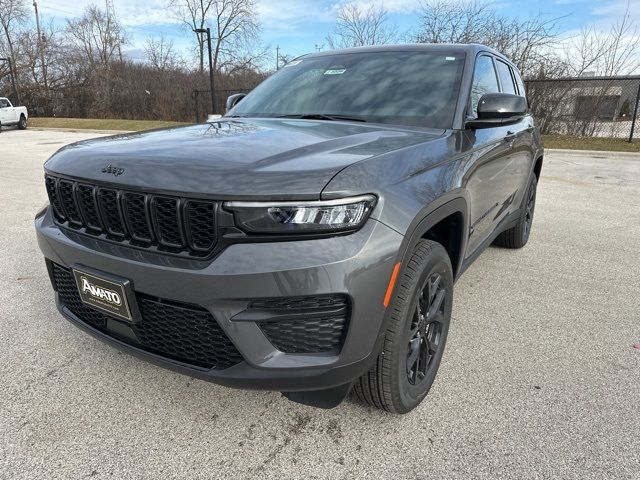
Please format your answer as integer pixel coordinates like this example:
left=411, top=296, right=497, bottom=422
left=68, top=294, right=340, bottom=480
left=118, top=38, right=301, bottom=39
left=45, top=174, right=217, bottom=257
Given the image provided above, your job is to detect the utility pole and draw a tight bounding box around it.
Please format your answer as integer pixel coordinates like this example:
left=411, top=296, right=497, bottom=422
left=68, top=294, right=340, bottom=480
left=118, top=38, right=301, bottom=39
left=194, top=28, right=216, bottom=114
left=276, top=46, right=280, bottom=71
left=628, top=82, right=640, bottom=143
left=33, top=1, right=48, bottom=90
left=105, top=0, right=122, bottom=62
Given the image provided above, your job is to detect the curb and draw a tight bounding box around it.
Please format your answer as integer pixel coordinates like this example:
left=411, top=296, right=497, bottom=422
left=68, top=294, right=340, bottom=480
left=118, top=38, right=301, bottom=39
left=30, top=127, right=133, bottom=134
left=546, top=148, right=640, bottom=158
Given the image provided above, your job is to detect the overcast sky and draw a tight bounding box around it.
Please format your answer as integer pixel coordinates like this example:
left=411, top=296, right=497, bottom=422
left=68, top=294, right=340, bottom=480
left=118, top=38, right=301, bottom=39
left=36, top=0, right=639, bottom=66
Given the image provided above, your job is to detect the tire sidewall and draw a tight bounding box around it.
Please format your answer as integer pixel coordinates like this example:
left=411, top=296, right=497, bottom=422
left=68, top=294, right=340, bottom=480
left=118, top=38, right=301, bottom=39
left=388, top=242, right=453, bottom=413
left=521, top=175, right=537, bottom=244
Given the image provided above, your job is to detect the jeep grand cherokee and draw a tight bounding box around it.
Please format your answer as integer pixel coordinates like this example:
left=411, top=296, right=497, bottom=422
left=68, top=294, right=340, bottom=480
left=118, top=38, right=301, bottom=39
left=35, top=44, right=543, bottom=413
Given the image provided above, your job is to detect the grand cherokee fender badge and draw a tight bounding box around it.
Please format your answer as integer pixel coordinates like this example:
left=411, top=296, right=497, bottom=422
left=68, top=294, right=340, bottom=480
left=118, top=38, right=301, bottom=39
left=101, top=164, right=125, bottom=176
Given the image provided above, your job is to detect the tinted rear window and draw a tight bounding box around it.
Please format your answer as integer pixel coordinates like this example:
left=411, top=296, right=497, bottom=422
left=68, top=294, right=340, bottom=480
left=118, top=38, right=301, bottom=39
left=495, top=60, right=517, bottom=95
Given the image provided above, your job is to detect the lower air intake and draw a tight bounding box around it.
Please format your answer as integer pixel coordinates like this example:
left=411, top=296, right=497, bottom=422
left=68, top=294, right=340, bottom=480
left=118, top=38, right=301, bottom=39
left=51, top=263, right=243, bottom=369
left=251, top=295, right=350, bottom=354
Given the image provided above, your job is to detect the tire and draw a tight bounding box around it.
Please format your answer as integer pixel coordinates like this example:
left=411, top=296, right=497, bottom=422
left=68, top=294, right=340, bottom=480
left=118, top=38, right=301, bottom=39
left=353, top=239, right=453, bottom=414
left=494, top=174, right=537, bottom=249
left=18, top=114, right=27, bottom=130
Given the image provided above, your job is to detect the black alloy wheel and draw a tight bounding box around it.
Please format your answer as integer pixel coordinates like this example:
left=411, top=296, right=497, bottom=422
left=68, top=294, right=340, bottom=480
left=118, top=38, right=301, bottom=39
left=406, top=272, right=446, bottom=386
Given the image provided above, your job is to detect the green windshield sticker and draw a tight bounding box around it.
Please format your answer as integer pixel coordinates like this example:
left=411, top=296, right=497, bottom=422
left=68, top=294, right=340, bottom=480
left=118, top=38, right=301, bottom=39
left=324, top=69, right=346, bottom=75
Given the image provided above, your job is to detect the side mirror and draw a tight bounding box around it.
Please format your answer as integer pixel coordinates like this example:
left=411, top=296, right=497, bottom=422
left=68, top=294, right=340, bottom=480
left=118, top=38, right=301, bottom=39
left=226, top=93, right=246, bottom=113
left=466, top=93, right=527, bottom=129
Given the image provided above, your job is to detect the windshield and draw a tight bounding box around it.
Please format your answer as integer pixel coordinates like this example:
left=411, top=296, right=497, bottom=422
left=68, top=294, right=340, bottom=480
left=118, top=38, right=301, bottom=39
left=228, top=50, right=466, bottom=129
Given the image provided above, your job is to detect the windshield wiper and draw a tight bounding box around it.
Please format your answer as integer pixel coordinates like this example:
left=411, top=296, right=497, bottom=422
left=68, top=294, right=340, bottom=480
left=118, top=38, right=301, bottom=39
left=276, top=114, right=367, bottom=122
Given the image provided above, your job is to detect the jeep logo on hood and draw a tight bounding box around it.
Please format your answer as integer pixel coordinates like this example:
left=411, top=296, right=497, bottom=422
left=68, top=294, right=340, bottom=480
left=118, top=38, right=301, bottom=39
left=81, top=277, right=122, bottom=305
left=101, top=164, right=125, bottom=176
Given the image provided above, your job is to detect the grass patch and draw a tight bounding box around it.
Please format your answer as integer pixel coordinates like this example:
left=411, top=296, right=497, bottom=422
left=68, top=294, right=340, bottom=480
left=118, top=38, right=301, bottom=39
left=29, top=117, right=190, bottom=132
left=543, top=135, right=640, bottom=153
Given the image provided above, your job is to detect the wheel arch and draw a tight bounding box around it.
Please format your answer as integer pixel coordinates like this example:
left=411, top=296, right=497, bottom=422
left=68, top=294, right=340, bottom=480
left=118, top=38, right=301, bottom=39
left=395, top=196, right=469, bottom=282
left=533, top=154, right=543, bottom=180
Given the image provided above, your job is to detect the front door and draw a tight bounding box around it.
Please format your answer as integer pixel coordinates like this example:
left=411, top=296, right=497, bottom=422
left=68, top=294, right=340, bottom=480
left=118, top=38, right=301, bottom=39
left=463, top=55, right=533, bottom=256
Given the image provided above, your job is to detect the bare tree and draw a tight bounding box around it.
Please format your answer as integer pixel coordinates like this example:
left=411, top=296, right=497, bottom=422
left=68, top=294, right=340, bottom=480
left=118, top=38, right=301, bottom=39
left=145, top=36, right=181, bottom=71
left=169, top=0, right=212, bottom=73
left=65, top=5, right=126, bottom=70
left=169, top=0, right=260, bottom=74
left=63, top=5, right=126, bottom=116
left=0, top=0, right=28, bottom=96
left=561, top=4, right=640, bottom=77
left=416, top=0, right=493, bottom=44
left=326, top=3, right=398, bottom=49
left=415, top=0, right=561, bottom=77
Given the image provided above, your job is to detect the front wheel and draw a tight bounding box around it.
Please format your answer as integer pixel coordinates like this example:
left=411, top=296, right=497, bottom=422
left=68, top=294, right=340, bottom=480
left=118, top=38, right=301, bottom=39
left=18, top=114, right=27, bottom=130
left=353, top=239, right=453, bottom=414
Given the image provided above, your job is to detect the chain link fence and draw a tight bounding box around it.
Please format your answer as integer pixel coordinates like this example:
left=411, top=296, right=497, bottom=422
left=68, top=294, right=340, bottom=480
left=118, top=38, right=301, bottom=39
left=525, top=76, right=640, bottom=142
left=9, top=74, right=640, bottom=143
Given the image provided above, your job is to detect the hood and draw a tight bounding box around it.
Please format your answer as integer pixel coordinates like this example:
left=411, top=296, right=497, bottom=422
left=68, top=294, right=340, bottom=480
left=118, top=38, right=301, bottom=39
left=45, top=118, right=444, bottom=200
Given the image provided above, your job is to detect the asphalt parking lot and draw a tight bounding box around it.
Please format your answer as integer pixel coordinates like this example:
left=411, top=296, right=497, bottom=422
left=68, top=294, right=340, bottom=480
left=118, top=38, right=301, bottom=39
left=1, top=129, right=639, bottom=479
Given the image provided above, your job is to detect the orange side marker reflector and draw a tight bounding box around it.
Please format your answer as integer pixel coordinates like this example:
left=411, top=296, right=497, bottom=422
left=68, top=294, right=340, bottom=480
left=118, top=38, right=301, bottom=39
left=383, top=262, right=401, bottom=308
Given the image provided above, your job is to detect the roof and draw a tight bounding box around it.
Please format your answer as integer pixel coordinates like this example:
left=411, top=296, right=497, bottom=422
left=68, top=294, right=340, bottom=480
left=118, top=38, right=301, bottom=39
left=304, top=43, right=506, bottom=59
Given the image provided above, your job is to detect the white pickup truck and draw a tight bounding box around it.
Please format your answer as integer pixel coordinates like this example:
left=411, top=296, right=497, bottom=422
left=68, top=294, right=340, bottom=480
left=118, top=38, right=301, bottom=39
left=0, top=97, right=28, bottom=131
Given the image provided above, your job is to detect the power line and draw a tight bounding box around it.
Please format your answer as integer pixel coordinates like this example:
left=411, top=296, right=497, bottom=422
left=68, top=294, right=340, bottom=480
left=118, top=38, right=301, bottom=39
left=38, top=3, right=84, bottom=16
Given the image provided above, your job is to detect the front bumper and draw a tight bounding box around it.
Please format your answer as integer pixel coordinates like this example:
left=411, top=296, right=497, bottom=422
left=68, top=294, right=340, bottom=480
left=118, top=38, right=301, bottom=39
left=35, top=207, right=403, bottom=391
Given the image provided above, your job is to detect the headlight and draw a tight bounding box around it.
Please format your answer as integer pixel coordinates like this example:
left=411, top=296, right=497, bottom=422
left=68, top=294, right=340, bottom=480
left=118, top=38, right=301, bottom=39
left=224, top=195, right=376, bottom=234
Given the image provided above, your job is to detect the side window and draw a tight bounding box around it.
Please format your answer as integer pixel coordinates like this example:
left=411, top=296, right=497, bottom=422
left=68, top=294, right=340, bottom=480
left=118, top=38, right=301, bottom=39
left=495, top=60, right=516, bottom=95
left=0, top=99, right=9, bottom=108
left=511, top=68, right=527, bottom=98
left=470, top=55, right=499, bottom=117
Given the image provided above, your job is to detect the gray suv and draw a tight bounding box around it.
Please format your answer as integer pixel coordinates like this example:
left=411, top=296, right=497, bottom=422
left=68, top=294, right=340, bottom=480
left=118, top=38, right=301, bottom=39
left=35, top=44, right=543, bottom=414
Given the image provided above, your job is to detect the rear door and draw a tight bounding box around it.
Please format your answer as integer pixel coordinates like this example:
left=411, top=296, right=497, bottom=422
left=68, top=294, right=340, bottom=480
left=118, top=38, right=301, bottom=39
left=0, top=98, right=10, bottom=123
left=494, top=59, right=535, bottom=214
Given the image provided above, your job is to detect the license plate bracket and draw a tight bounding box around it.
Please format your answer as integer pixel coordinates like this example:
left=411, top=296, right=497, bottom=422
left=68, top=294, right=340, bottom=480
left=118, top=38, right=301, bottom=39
left=71, top=265, right=140, bottom=323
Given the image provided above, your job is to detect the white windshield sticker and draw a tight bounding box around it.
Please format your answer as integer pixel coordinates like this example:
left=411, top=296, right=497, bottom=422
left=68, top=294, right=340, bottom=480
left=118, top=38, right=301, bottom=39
left=324, top=69, right=346, bottom=75
left=445, top=56, right=456, bottom=61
